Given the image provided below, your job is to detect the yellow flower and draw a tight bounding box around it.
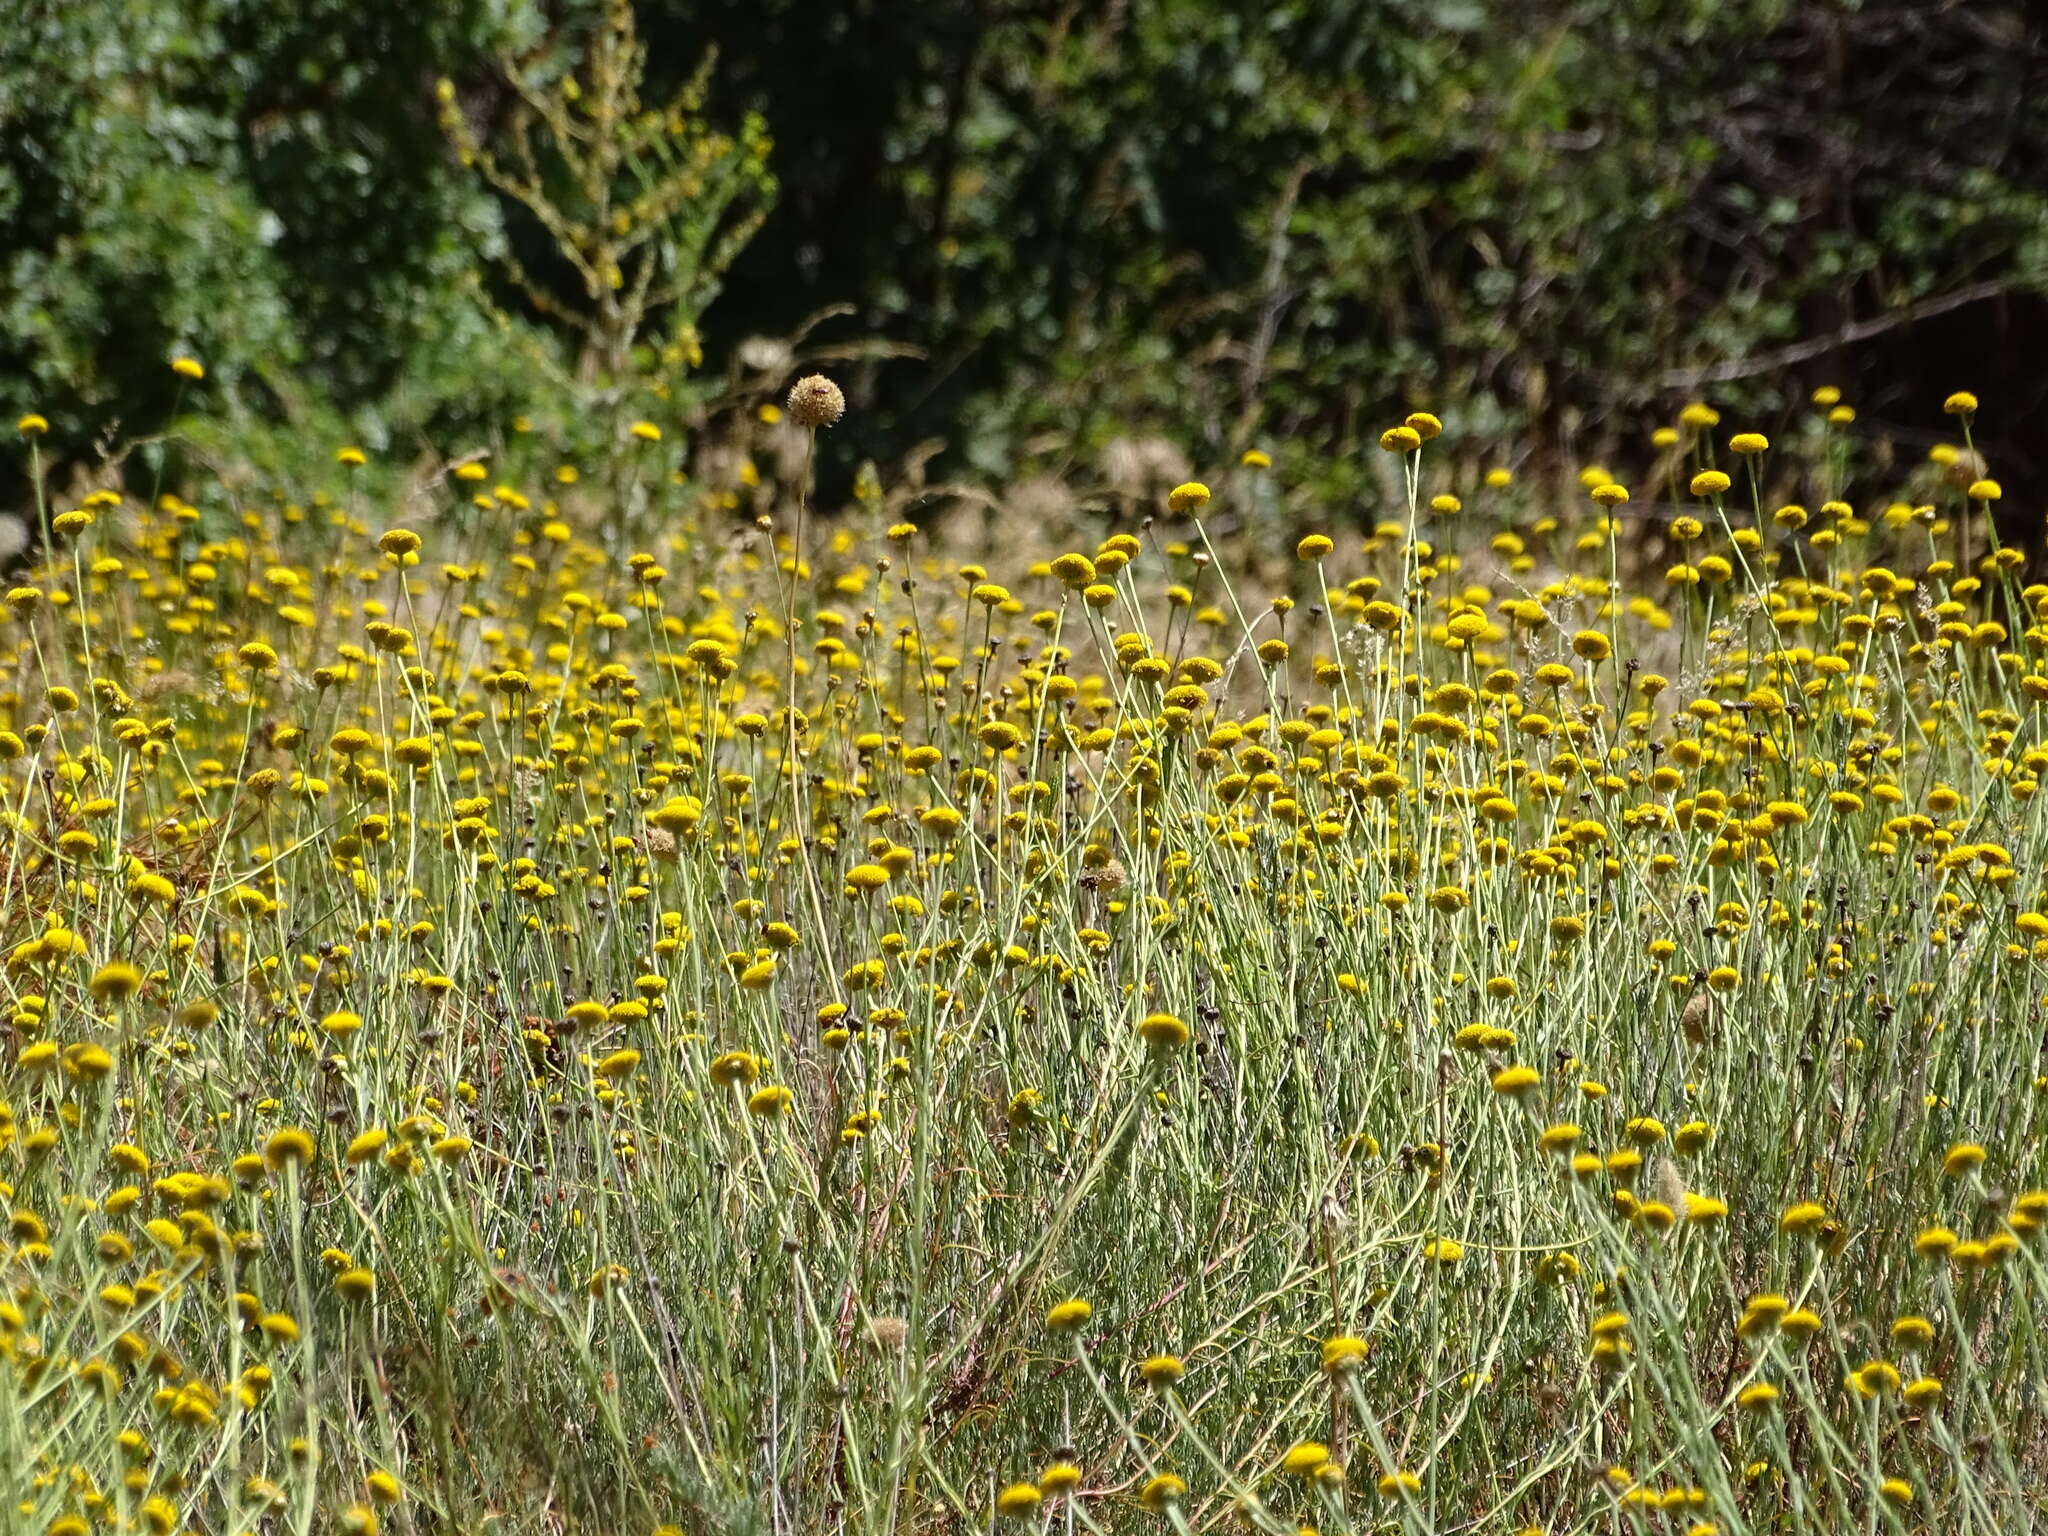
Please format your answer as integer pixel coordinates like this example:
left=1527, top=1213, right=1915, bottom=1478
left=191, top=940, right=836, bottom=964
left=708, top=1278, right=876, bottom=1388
left=1491, top=1064, right=1540, bottom=1097
left=630, top=420, right=662, bottom=442
left=1942, top=391, right=1978, bottom=415
left=1046, top=1298, right=1092, bottom=1332
left=1737, top=1381, right=1780, bottom=1411
left=1138, top=1354, right=1185, bottom=1388
left=1137, top=1011, right=1190, bottom=1049
left=1942, top=1142, right=1986, bottom=1177
left=1778, top=1201, right=1827, bottom=1236
left=995, top=1483, right=1042, bottom=1519
left=1281, top=1442, right=1331, bottom=1476
left=336, top=446, right=367, bottom=466
left=1167, top=481, right=1211, bottom=513
left=88, top=962, right=143, bottom=1002
left=1320, top=1334, right=1369, bottom=1374
left=1138, top=1474, right=1186, bottom=1513
left=1040, top=1462, right=1082, bottom=1496
left=264, top=1127, right=316, bottom=1170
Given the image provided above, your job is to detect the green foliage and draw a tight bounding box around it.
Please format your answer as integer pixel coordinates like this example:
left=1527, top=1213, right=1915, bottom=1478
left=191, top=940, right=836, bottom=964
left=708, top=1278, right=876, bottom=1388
left=4, top=0, right=2045, bottom=500
left=438, top=0, right=777, bottom=470
left=678, top=0, right=2048, bottom=489
left=0, top=0, right=530, bottom=479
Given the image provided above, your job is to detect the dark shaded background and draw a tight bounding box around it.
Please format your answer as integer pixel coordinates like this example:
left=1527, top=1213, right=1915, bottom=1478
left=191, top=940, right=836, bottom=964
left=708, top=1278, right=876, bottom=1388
left=4, top=0, right=2044, bottom=507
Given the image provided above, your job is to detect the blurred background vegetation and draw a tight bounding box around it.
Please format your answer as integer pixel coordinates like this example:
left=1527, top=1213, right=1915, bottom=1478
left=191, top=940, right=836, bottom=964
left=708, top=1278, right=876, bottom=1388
left=5, top=0, right=2045, bottom=509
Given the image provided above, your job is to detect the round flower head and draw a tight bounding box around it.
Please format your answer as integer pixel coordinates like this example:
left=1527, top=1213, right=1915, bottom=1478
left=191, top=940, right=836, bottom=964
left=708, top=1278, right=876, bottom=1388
left=1320, top=1334, right=1369, bottom=1374
left=1046, top=1297, right=1092, bottom=1332
left=1138, top=1474, right=1186, bottom=1513
left=1281, top=1442, right=1330, bottom=1476
left=1138, top=1354, right=1185, bottom=1389
left=994, top=1483, right=1042, bottom=1519
left=1137, top=1012, right=1190, bottom=1049
left=1167, top=481, right=1211, bottom=513
left=1040, top=1462, right=1082, bottom=1496
left=786, top=374, right=846, bottom=429
left=1942, top=1141, right=1986, bottom=1177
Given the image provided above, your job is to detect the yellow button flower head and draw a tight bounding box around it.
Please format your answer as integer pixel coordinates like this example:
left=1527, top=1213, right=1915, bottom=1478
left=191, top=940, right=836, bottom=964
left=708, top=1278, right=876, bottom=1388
left=1690, top=469, right=1731, bottom=496
left=1137, top=1011, right=1190, bottom=1050
left=1379, top=425, right=1422, bottom=453
left=1045, top=1297, right=1092, bottom=1332
left=746, top=1084, right=792, bottom=1116
left=1138, top=1474, right=1186, bottom=1513
left=1914, top=1225, right=1958, bottom=1258
left=264, top=1128, right=317, bottom=1171
left=1942, top=1141, right=1986, bottom=1177
left=1491, top=1064, right=1541, bottom=1097
left=1138, top=1354, right=1185, bottom=1389
left=171, top=356, right=205, bottom=380
left=1320, top=1334, right=1369, bottom=1374
left=994, top=1484, right=1041, bottom=1519
left=1779, top=1201, right=1827, bottom=1236
left=336, top=446, right=366, bottom=466
left=1281, top=1442, right=1331, bottom=1476
left=1943, top=391, right=1979, bottom=415
left=1167, top=481, right=1211, bottom=513
left=1040, top=1462, right=1082, bottom=1496
left=89, top=962, right=143, bottom=1003
left=1729, top=432, right=1770, bottom=454
left=18, top=413, right=50, bottom=435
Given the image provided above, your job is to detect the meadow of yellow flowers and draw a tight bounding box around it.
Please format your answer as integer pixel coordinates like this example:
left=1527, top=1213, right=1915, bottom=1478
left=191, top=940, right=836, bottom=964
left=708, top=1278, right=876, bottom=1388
left=2, top=376, right=2044, bottom=1535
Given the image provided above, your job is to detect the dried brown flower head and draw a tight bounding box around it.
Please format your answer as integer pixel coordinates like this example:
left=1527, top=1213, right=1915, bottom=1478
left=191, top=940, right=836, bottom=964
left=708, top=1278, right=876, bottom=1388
left=787, top=374, right=846, bottom=430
